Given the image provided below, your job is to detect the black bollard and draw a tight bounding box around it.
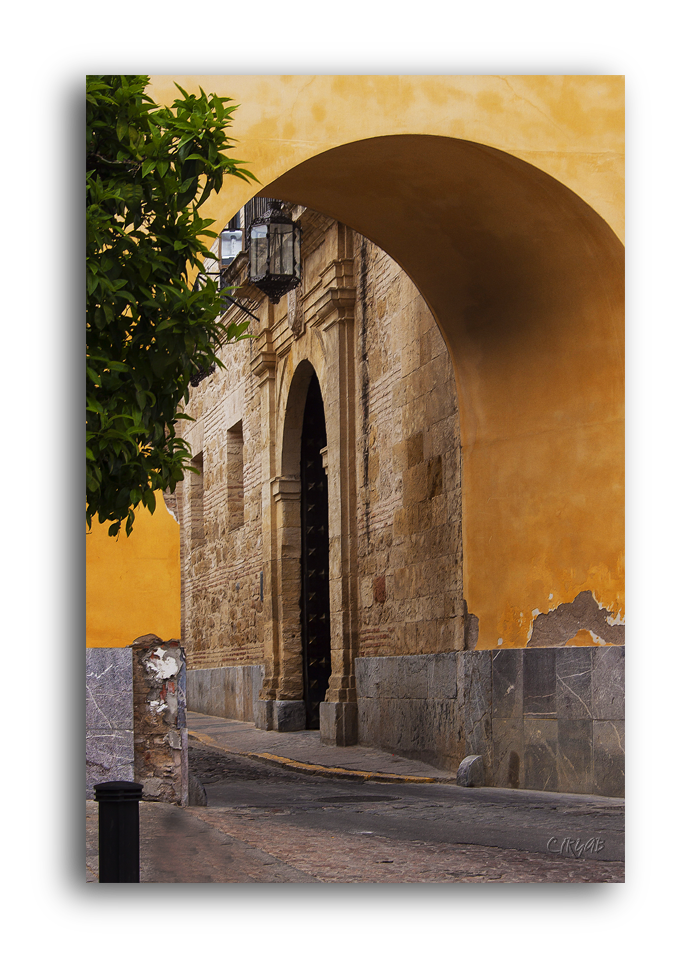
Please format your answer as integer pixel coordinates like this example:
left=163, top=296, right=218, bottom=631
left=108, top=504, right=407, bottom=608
left=94, top=781, right=143, bottom=882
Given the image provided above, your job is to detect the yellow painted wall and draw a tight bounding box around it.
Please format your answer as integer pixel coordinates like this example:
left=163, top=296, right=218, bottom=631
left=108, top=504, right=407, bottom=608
left=87, top=75, right=624, bottom=651
left=86, top=492, right=180, bottom=647
left=147, top=75, right=624, bottom=244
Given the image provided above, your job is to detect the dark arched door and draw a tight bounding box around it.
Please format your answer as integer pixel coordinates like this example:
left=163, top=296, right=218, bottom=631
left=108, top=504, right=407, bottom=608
left=300, top=375, right=332, bottom=729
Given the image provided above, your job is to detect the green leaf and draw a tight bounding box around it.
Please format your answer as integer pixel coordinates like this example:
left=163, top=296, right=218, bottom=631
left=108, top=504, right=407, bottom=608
left=150, top=353, right=169, bottom=377
left=86, top=73, right=256, bottom=536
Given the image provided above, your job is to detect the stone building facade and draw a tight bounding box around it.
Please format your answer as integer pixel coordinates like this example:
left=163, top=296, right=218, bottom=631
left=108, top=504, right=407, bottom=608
left=177, top=203, right=463, bottom=723
left=175, top=203, right=624, bottom=797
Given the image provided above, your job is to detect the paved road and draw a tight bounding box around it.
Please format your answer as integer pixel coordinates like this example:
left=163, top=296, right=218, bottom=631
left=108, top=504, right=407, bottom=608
left=189, top=743, right=624, bottom=882
left=86, top=742, right=624, bottom=883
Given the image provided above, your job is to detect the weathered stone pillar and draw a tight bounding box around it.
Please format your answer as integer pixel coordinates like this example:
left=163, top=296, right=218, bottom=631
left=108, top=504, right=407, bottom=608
left=251, top=327, right=279, bottom=730
left=251, top=324, right=280, bottom=730
left=311, top=252, right=359, bottom=745
left=271, top=476, right=306, bottom=730
left=132, top=635, right=188, bottom=805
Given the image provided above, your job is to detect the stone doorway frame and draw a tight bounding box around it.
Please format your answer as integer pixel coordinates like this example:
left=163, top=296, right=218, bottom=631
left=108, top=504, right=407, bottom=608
left=253, top=244, right=359, bottom=745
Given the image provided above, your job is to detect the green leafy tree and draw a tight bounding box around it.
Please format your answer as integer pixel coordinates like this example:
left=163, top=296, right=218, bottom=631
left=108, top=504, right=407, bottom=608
left=86, top=74, right=257, bottom=536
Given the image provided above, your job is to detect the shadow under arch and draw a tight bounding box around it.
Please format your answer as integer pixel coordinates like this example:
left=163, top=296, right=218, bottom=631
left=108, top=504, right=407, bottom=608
left=254, top=133, right=624, bottom=648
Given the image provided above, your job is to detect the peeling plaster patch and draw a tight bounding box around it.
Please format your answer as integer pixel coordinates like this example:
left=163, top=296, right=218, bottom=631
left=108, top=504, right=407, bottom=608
left=526, top=610, right=542, bottom=644
left=145, top=648, right=180, bottom=680
left=567, top=628, right=607, bottom=647
left=549, top=594, right=554, bottom=600
left=527, top=591, right=625, bottom=648
left=497, top=638, right=504, bottom=646
left=596, top=597, right=625, bottom=627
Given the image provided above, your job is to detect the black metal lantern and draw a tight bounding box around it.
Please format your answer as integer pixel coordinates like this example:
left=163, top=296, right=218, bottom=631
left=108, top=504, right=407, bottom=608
left=248, top=200, right=302, bottom=304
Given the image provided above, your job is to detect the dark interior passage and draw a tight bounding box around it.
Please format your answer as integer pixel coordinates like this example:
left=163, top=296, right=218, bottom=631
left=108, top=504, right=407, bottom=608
left=300, top=375, right=332, bottom=728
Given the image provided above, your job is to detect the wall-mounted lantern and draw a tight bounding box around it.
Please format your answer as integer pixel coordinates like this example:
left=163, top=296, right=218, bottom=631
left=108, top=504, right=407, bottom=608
left=220, top=226, right=243, bottom=268
left=248, top=200, right=302, bottom=304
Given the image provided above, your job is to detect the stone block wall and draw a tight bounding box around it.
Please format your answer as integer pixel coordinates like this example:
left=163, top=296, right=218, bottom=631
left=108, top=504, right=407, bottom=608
left=355, top=236, right=463, bottom=660
left=175, top=211, right=465, bottom=679
left=186, top=665, right=264, bottom=722
left=356, top=647, right=624, bottom=797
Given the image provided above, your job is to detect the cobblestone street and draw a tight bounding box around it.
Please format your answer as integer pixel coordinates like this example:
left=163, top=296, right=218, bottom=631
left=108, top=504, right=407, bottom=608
left=86, top=738, right=624, bottom=883
left=184, top=745, right=624, bottom=883
left=186, top=804, right=624, bottom=883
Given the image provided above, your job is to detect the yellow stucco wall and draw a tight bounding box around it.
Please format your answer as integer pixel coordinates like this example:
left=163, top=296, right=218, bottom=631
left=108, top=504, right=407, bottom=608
left=147, top=75, right=624, bottom=244
left=86, top=492, right=180, bottom=647
left=87, top=75, right=624, bottom=651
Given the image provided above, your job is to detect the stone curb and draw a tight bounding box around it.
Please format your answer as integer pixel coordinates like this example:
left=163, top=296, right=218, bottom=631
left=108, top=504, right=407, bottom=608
left=188, top=729, right=456, bottom=784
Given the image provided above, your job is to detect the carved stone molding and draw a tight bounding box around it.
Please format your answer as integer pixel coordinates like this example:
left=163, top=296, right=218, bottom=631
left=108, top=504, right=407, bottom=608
left=250, top=329, right=276, bottom=383
left=287, top=285, right=304, bottom=339
left=271, top=476, right=301, bottom=502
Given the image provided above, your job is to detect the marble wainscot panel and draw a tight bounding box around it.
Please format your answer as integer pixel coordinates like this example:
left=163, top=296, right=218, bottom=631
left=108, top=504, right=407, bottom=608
left=490, top=647, right=624, bottom=796
left=186, top=665, right=265, bottom=722
left=355, top=647, right=624, bottom=797
left=86, top=647, right=134, bottom=798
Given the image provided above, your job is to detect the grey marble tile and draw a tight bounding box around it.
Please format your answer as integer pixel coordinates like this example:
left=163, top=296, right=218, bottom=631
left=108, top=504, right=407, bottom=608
left=491, top=718, right=524, bottom=789
left=357, top=696, right=380, bottom=745
left=85, top=648, right=133, bottom=730
left=390, top=698, right=431, bottom=754
left=557, top=719, right=593, bottom=794
left=556, top=648, right=593, bottom=719
left=397, top=656, right=429, bottom=699
left=426, top=697, right=463, bottom=768
left=427, top=652, right=458, bottom=699
left=86, top=731, right=135, bottom=797
left=593, top=720, right=625, bottom=797
left=492, top=649, right=523, bottom=718
left=523, top=649, right=557, bottom=717
left=354, top=657, right=382, bottom=700
left=523, top=718, right=558, bottom=791
left=457, top=651, right=492, bottom=758
left=86, top=649, right=134, bottom=799
left=592, top=647, right=625, bottom=720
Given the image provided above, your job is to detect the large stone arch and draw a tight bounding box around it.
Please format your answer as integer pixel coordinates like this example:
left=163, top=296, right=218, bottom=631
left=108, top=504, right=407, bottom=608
left=149, top=75, right=624, bottom=650
left=262, top=137, right=623, bottom=650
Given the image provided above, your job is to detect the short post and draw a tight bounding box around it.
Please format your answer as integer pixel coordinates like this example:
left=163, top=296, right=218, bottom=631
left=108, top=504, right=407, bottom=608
left=94, top=780, right=143, bottom=882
